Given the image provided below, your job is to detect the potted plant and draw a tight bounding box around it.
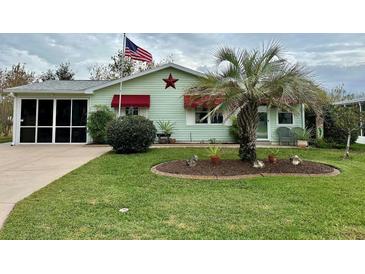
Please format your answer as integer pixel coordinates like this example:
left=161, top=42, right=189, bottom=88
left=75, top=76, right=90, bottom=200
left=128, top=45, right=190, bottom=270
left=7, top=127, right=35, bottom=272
left=268, top=148, right=279, bottom=164
left=207, top=146, right=222, bottom=165
left=294, top=128, right=311, bottom=148
left=156, top=120, right=175, bottom=144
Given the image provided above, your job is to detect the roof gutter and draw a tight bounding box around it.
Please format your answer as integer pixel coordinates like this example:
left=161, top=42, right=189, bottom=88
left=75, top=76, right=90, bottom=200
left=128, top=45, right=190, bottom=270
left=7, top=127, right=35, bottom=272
left=3, top=89, right=88, bottom=94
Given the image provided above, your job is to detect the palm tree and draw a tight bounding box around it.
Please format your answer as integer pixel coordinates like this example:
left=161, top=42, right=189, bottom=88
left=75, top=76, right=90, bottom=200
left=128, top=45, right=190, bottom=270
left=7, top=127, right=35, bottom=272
left=188, top=43, right=325, bottom=162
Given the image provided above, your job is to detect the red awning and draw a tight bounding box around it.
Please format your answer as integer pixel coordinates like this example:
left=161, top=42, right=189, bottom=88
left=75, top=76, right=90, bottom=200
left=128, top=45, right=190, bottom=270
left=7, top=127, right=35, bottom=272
left=111, top=95, right=150, bottom=108
left=184, top=95, right=223, bottom=108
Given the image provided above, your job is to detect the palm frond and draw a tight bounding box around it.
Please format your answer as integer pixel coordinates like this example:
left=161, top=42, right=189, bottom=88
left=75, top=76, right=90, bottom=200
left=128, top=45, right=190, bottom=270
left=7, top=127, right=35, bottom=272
left=186, top=43, right=325, bottom=115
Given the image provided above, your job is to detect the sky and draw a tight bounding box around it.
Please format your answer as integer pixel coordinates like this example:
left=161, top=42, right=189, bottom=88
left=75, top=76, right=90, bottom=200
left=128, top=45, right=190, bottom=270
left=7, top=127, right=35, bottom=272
left=1, top=33, right=365, bottom=93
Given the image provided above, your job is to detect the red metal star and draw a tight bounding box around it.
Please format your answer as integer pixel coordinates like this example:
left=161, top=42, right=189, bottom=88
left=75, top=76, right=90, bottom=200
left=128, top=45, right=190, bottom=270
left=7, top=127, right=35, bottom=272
left=163, top=73, right=179, bottom=89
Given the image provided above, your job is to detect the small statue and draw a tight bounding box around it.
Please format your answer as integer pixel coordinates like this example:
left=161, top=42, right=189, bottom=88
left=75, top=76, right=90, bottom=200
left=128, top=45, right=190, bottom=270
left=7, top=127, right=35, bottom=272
left=290, top=155, right=303, bottom=166
left=253, top=160, right=265, bottom=168
left=186, top=155, right=199, bottom=167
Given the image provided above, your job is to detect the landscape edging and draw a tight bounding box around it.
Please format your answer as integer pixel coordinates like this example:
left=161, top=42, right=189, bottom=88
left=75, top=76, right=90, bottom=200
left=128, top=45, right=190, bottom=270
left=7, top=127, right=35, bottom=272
left=150, top=162, right=341, bottom=180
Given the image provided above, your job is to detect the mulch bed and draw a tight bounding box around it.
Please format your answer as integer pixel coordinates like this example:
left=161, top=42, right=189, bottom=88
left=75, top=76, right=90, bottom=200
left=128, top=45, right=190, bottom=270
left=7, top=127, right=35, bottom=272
left=154, top=159, right=336, bottom=177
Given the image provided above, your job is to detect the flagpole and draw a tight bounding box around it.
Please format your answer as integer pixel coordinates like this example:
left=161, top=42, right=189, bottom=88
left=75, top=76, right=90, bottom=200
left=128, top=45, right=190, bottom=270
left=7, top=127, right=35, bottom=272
left=118, top=33, right=126, bottom=117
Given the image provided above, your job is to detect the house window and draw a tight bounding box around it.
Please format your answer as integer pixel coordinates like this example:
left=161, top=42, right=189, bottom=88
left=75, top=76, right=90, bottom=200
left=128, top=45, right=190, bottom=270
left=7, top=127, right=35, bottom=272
left=211, top=111, right=224, bottom=124
left=126, top=107, right=139, bottom=116
left=278, top=112, right=293, bottom=124
left=194, top=107, right=224, bottom=124
left=195, top=107, right=209, bottom=124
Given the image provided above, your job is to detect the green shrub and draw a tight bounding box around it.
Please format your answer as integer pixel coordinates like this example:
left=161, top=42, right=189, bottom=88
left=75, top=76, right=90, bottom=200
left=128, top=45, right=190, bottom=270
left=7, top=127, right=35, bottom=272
left=87, top=105, right=115, bottom=144
left=229, top=116, right=239, bottom=142
left=323, top=108, right=359, bottom=146
left=292, top=127, right=312, bottom=141
left=107, top=115, right=157, bottom=153
left=306, top=106, right=359, bottom=147
left=313, top=138, right=347, bottom=149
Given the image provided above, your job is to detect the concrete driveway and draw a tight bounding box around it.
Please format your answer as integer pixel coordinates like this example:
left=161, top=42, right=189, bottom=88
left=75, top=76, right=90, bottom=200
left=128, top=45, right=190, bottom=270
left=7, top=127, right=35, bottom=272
left=0, top=143, right=111, bottom=228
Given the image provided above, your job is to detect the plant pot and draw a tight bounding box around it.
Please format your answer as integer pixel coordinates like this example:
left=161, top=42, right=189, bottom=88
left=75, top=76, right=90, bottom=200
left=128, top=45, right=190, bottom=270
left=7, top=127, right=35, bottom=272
left=158, top=137, right=169, bottom=144
left=297, top=140, right=308, bottom=148
left=170, top=138, right=176, bottom=144
left=210, top=155, right=221, bottom=165
left=268, top=154, right=278, bottom=164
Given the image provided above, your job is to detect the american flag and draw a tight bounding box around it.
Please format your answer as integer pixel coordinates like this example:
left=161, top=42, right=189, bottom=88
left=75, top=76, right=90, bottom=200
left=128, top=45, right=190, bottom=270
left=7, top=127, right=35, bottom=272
left=125, top=37, right=153, bottom=63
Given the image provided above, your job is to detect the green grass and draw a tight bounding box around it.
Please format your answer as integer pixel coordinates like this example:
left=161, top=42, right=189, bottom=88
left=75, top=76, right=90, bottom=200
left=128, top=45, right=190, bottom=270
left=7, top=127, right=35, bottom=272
left=1, top=146, right=365, bottom=239
left=0, top=136, right=11, bottom=143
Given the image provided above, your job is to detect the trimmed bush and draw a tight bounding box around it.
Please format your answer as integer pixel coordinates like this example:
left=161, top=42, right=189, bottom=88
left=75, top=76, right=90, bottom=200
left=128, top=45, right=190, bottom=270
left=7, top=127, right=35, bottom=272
left=87, top=105, right=115, bottom=144
left=107, top=115, right=157, bottom=153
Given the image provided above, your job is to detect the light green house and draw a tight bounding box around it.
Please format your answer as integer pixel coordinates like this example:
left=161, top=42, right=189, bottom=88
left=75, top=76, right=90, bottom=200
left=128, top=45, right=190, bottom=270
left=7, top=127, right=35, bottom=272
left=6, top=63, right=305, bottom=145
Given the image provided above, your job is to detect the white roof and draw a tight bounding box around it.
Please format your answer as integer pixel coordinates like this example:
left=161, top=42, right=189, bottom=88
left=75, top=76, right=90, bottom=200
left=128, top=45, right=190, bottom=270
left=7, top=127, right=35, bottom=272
left=6, top=80, right=109, bottom=94
left=5, top=63, right=204, bottom=94
left=334, top=97, right=365, bottom=105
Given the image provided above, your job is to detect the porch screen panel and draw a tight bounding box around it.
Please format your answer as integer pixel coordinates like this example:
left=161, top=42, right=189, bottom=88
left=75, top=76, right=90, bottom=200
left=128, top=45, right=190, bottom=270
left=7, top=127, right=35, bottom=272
left=20, top=128, right=36, bottom=143
left=56, top=100, right=71, bottom=126
left=56, top=128, right=71, bottom=143
left=71, top=100, right=87, bottom=143
left=37, top=100, right=54, bottom=143
left=21, top=99, right=36, bottom=126
left=20, top=99, right=36, bottom=143
left=72, top=100, right=87, bottom=126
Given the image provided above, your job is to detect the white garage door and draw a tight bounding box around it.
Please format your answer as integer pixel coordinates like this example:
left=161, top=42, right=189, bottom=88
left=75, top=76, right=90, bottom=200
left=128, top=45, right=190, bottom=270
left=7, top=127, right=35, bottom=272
left=19, top=99, right=88, bottom=143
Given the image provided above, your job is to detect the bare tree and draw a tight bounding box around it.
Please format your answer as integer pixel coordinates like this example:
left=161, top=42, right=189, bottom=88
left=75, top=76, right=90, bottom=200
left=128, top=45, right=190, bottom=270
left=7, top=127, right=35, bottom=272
left=0, top=63, right=34, bottom=136
left=88, top=52, right=174, bottom=80
left=331, top=105, right=365, bottom=159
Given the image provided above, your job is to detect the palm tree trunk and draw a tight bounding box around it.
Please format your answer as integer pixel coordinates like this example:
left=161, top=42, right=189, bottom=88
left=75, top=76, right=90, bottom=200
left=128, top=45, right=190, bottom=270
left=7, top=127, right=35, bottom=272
left=237, top=102, right=259, bottom=162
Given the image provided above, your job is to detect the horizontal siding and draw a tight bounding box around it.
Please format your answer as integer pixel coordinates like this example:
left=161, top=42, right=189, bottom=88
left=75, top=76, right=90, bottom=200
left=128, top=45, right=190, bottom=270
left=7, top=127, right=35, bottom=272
left=269, top=105, right=304, bottom=143
left=90, top=68, right=233, bottom=142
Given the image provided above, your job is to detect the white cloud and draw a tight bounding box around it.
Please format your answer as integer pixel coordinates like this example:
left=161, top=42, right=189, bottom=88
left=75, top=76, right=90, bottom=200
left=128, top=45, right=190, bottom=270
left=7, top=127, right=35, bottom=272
left=0, top=45, right=52, bottom=73
left=1, top=33, right=365, bottom=92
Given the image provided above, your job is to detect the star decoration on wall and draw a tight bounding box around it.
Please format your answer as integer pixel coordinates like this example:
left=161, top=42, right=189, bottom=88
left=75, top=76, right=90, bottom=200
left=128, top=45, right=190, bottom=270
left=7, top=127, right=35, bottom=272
left=163, top=73, right=179, bottom=89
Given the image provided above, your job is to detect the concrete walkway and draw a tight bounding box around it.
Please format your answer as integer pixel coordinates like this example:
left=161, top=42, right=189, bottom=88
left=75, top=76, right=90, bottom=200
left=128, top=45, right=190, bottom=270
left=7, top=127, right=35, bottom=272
left=0, top=143, right=110, bottom=228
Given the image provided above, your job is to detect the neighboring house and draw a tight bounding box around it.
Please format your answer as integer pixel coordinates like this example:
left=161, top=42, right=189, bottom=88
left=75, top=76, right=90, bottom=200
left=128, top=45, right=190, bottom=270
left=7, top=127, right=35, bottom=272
left=334, top=98, right=365, bottom=144
left=5, top=63, right=305, bottom=145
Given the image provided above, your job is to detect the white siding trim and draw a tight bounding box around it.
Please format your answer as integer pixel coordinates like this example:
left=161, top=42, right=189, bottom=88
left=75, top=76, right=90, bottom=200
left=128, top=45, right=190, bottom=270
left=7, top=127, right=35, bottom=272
left=11, top=96, right=17, bottom=145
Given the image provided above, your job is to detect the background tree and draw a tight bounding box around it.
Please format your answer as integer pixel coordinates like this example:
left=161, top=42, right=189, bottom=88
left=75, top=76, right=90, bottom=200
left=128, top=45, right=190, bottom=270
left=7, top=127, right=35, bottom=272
left=88, top=64, right=114, bottom=80
left=306, top=85, right=359, bottom=148
left=188, top=44, right=324, bottom=162
left=109, top=51, right=136, bottom=78
left=3, top=63, right=34, bottom=87
left=39, top=69, right=56, bottom=81
left=331, top=105, right=364, bottom=158
left=0, top=63, right=34, bottom=136
left=88, top=52, right=174, bottom=80
left=55, top=62, right=75, bottom=80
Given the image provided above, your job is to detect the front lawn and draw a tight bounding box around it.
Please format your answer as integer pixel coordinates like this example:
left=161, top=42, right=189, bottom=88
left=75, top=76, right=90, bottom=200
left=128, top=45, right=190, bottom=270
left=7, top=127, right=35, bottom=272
left=1, top=147, right=365, bottom=239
